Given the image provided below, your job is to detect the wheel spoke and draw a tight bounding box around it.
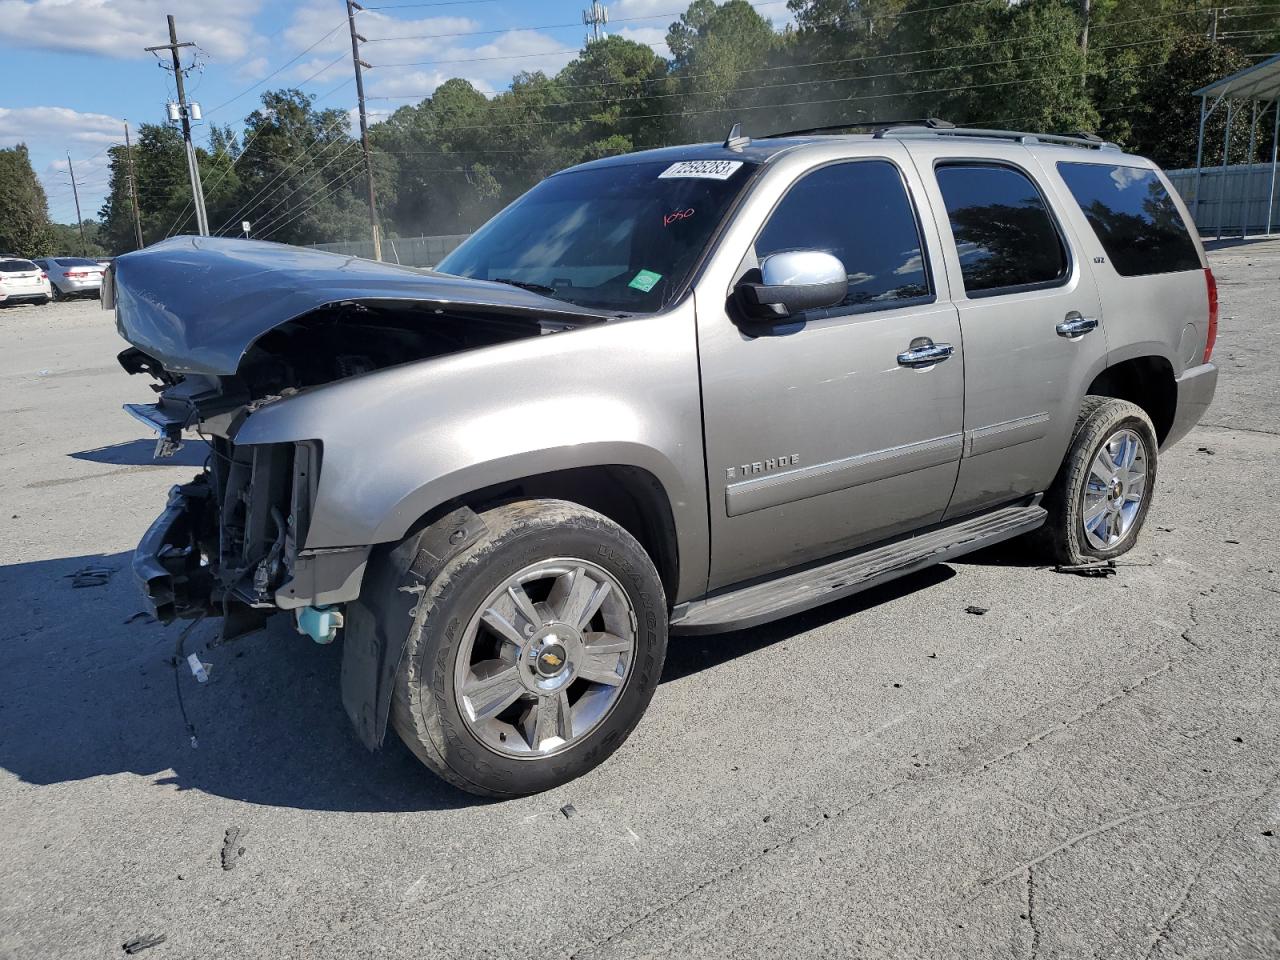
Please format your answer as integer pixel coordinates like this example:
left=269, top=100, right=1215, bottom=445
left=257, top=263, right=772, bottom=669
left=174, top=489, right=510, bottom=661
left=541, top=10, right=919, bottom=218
left=480, top=606, right=525, bottom=648
left=460, top=661, right=524, bottom=721
left=506, top=583, right=542, bottom=630
left=525, top=690, right=572, bottom=750
left=557, top=566, right=598, bottom=628
left=1083, top=496, right=1109, bottom=525
left=578, top=632, right=631, bottom=686
left=1126, top=473, right=1146, bottom=502
left=1096, top=445, right=1119, bottom=476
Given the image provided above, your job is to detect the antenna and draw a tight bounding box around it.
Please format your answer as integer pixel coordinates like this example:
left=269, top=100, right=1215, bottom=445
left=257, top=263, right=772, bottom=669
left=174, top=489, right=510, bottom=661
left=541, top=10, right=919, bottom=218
left=723, top=122, right=750, bottom=151
left=582, top=1, right=608, bottom=43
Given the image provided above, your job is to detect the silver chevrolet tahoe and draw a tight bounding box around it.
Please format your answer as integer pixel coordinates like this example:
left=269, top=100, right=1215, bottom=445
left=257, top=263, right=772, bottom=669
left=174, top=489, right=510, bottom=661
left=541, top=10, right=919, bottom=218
left=111, top=122, right=1219, bottom=796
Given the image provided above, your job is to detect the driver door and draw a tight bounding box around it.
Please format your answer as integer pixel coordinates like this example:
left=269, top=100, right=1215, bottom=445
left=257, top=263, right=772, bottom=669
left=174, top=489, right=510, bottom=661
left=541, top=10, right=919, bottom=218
left=695, top=149, right=964, bottom=590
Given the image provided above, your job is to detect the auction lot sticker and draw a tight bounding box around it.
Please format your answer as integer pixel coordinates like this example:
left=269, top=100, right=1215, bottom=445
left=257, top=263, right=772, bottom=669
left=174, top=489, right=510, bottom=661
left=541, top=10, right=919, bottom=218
left=658, top=160, right=743, bottom=180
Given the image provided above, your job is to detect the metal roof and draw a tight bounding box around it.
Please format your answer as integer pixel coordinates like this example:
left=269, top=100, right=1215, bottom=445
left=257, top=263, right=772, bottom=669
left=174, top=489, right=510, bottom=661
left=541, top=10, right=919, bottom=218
left=1193, top=52, right=1280, bottom=101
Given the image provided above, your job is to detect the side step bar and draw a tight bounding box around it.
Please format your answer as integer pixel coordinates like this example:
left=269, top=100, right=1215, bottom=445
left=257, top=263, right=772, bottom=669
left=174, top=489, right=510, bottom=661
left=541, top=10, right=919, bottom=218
left=671, top=502, right=1047, bottom=635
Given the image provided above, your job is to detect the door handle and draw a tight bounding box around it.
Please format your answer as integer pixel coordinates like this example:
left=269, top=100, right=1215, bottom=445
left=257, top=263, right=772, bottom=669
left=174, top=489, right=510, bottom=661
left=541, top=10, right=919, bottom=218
left=1056, top=312, right=1099, bottom=339
left=897, top=339, right=954, bottom=368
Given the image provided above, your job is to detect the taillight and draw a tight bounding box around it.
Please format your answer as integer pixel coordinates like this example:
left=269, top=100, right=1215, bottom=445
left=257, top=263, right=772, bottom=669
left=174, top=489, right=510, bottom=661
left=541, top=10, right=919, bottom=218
left=1203, top=267, right=1218, bottom=363
left=39, top=271, right=47, bottom=280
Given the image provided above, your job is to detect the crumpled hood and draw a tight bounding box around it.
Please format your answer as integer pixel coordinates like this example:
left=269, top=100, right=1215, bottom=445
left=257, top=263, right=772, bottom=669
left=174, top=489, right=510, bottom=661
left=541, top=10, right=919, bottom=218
left=109, top=235, right=609, bottom=376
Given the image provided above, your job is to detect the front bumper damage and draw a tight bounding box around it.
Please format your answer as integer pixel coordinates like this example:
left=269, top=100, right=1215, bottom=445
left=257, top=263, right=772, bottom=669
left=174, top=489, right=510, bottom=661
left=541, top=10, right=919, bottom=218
left=134, top=480, right=214, bottom=623
left=131, top=437, right=370, bottom=635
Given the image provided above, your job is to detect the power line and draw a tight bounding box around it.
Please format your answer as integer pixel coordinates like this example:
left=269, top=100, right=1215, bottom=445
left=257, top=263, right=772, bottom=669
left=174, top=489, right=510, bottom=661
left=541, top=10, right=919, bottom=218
left=254, top=159, right=368, bottom=242
left=365, top=2, right=1245, bottom=78
left=205, top=19, right=349, bottom=117
left=227, top=140, right=363, bottom=237
left=213, top=131, right=361, bottom=236
left=367, top=34, right=1194, bottom=108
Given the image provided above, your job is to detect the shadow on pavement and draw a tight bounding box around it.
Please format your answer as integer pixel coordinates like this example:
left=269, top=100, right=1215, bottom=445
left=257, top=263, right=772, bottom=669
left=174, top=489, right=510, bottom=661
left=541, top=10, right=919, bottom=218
left=70, top=439, right=209, bottom=468
left=0, top=550, right=957, bottom=812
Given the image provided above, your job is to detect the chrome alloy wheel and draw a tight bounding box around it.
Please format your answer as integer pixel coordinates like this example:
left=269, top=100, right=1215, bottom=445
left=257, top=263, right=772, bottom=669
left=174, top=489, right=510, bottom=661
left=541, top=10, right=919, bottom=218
left=453, top=558, right=637, bottom=759
left=1083, top=427, right=1148, bottom=550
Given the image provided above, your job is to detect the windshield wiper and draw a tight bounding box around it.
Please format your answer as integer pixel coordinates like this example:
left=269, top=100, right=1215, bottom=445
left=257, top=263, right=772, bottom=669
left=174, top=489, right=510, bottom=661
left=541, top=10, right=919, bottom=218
left=490, top=277, right=559, bottom=295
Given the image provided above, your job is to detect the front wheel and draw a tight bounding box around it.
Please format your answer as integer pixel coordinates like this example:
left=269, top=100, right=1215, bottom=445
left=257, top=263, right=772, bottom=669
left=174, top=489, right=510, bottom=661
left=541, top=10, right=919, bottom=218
left=387, top=499, right=668, bottom=797
left=1036, top=396, right=1158, bottom=565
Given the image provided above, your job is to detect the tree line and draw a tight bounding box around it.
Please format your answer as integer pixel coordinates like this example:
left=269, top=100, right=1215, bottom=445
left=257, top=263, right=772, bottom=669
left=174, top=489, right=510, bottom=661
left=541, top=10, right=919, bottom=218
left=3, top=0, right=1276, bottom=258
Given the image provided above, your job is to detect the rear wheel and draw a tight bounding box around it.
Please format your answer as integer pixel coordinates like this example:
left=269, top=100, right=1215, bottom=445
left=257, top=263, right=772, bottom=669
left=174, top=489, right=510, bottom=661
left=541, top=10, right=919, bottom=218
left=386, top=499, right=668, bottom=797
left=50, top=284, right=63, bottom=302
left=1035, top=396, right=1158, bottom=565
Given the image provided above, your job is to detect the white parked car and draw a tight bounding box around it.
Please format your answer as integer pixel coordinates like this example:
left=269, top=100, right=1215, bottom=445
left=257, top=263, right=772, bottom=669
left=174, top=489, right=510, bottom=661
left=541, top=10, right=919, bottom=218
left=0, top=258, right=52, bottom=306
left=35, top=257, right=105, bottom=299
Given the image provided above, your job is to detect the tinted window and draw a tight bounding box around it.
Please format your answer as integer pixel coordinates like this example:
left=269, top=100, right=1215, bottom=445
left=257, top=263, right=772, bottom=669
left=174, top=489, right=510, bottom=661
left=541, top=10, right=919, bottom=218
left=1056, top=163, right=1200, bottom=276
left=0, top=260, right=37, bottom=273
left=439, top=160, right=756, bottom=313
left=935, top=164, right=1068, bottom=294
left=755, top=160, right=930, bottom=309
left=55, top=258, right=100, bottom=267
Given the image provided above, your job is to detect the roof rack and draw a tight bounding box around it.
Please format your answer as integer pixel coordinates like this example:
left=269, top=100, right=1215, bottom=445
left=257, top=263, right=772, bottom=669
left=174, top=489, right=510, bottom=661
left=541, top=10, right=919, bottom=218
left=762, top=117, right=954, bottom=139
left=873, top=125, right=1119, bottom=150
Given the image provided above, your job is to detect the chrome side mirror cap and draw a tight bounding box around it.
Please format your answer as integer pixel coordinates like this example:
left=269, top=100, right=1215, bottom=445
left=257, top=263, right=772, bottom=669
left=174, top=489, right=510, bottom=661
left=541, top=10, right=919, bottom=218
left=735, top=250, right=848, bottom=320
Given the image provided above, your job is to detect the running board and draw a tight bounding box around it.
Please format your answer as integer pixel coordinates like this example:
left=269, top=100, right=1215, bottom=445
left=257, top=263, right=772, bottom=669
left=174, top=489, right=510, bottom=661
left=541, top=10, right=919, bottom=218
left=671, top=502, right=1046, bottom=635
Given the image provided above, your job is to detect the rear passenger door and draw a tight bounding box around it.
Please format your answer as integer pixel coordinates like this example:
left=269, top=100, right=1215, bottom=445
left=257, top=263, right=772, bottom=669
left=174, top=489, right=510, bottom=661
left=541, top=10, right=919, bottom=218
left=906, top=143, right=1108, bottom=518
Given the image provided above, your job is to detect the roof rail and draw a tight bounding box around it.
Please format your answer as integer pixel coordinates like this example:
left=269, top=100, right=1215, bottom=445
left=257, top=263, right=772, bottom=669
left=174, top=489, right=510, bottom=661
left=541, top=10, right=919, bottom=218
left=762, top=117, right=954, bottom=139
left=873, top=125, right=1119, bottom=150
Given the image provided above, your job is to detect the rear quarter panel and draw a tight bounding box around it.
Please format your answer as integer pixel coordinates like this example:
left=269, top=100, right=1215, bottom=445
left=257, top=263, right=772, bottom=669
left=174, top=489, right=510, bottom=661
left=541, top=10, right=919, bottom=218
left=1027, top=149, right=1209, bottom=376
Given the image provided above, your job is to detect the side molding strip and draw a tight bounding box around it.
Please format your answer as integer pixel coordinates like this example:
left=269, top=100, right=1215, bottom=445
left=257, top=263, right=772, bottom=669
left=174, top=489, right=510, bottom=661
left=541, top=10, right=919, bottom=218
left=725, top=433, right=963, bottom=518
left=963, top=412, right=1051, bottom=458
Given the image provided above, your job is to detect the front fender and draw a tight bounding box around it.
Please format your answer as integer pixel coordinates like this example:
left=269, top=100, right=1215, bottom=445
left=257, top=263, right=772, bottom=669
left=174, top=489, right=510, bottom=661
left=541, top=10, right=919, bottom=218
left=234, top=300, right=709, bottom=602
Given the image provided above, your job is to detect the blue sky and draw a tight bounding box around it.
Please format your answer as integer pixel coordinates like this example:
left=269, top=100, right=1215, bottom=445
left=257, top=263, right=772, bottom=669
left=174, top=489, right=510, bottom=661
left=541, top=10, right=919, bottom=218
left=0, top=0, right=793, bottom=223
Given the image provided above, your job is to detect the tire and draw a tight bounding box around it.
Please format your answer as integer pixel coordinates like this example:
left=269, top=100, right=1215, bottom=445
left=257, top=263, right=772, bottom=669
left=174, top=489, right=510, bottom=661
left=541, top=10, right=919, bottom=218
left=50, top=284, right=63, bottom=302
left=386, top=499, right=668, bottom=797
left=1035, top=396, right=1158, bottom=565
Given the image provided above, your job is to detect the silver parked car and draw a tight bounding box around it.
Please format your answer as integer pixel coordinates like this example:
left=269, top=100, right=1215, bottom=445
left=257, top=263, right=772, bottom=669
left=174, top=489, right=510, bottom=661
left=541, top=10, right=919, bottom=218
left=36, top=257, right=105, bottom=299
left=109, top=122, right=1218, bottom=796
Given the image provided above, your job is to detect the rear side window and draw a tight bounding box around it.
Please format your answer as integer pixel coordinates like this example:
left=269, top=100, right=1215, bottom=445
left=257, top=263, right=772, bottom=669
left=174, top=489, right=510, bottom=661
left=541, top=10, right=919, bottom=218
left=755, top=159, right=931, bottom=310
left=1056, top=163, right=1200, bottom=276
left=935, top=164, right=1068, bottom=295
left=0, top=260, right=37, bottom=273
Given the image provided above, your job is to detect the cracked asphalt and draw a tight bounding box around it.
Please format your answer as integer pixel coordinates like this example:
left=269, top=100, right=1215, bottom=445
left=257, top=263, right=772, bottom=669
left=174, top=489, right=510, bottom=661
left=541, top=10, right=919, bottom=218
left=2, top=240, right=1278, bottom=960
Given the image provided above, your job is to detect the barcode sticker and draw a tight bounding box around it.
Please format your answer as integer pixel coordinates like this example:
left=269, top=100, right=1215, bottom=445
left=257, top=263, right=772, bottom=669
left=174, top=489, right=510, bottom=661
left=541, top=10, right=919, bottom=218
left=657, top=160, right=743, bottom=180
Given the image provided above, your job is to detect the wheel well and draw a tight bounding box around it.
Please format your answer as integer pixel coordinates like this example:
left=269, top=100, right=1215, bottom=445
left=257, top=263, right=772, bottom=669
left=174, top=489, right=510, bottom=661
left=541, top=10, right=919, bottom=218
left=407, top=465, right=681, bottom=605
left=1087, top=356, right=1176, bottom=444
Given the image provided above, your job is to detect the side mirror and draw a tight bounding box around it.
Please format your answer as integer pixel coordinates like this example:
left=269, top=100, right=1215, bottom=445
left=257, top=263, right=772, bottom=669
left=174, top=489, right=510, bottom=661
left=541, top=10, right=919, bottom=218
left=735, top=250, right=848, bottom=320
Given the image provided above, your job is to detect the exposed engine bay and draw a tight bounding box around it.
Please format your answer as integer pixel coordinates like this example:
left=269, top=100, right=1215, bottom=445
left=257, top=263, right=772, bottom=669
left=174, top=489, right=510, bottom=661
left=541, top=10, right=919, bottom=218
left=124, top=300, right=569, bottom=637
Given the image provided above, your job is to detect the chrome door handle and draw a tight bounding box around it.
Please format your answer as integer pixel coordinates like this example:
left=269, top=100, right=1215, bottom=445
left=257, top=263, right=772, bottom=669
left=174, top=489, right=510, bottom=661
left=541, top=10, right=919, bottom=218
left=897, top=340, right=954, bottom=368
left=1056, top=312, right=1099, bottom=339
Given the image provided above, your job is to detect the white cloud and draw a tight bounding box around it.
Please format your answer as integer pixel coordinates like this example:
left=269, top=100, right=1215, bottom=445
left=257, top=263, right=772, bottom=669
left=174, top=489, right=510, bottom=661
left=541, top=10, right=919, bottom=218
left=0, top=0, right=264, bottom=60
left=615, top=25, right=670, bottom=60
left=0, top=106, right=125, bottom=149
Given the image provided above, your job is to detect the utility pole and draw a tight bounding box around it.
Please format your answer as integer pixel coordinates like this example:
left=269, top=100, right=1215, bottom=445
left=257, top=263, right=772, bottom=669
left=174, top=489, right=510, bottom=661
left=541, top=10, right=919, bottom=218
left=346, top=0, right=382, bottom=261
left=582, top=1, right=608, bottom=44
left=1080, top=0, right=1091, bottom=96
left=66, top=153, right=87, bottom=255
left=124, top=122, right=145, bottom=249
left=146, top=16, right=209, bottom=236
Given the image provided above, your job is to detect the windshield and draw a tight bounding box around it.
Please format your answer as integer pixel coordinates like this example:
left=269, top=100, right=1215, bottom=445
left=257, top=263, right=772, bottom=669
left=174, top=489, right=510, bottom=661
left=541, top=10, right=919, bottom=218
left=437, top=159, right=757, bottom=312
left=55, top=258, right=101, bottom=267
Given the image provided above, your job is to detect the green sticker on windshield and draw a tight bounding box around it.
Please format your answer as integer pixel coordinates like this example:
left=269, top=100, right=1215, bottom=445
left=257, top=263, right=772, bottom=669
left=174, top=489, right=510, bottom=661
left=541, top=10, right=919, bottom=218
left=628, top=269, right=662, bottom=292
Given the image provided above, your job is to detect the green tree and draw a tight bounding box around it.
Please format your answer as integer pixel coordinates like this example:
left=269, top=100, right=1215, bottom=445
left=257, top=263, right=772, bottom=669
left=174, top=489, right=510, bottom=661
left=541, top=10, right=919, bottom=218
left=1120, top=34, right=1253, bottom=169
left=0, top=145, right=55, bottom=256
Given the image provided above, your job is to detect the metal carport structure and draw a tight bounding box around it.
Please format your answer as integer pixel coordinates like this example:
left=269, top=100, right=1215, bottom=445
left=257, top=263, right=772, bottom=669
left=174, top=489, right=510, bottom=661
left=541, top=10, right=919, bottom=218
left=1190, top=52, right=1280, bottom=238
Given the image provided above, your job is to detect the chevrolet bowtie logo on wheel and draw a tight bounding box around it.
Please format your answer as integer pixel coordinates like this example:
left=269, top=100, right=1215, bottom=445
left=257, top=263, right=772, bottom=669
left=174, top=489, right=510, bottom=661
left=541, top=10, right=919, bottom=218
left=540, top=651, right=563, bottom=669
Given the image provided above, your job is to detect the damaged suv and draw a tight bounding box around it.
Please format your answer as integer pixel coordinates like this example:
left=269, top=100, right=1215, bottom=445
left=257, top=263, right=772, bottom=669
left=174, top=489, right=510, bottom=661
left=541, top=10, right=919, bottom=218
left=113, top=123, right=1218, bottom=796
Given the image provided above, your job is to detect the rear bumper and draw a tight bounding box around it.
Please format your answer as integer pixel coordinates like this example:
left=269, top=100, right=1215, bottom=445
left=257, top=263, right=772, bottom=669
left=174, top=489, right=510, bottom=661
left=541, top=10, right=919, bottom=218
left=0, top=290, right=50, bottom=303
left=134, top=481, right=214, bottom=623
left=57, top=279, right=101, bottom=293
left=1162, top=362, right=1218, bottom=450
